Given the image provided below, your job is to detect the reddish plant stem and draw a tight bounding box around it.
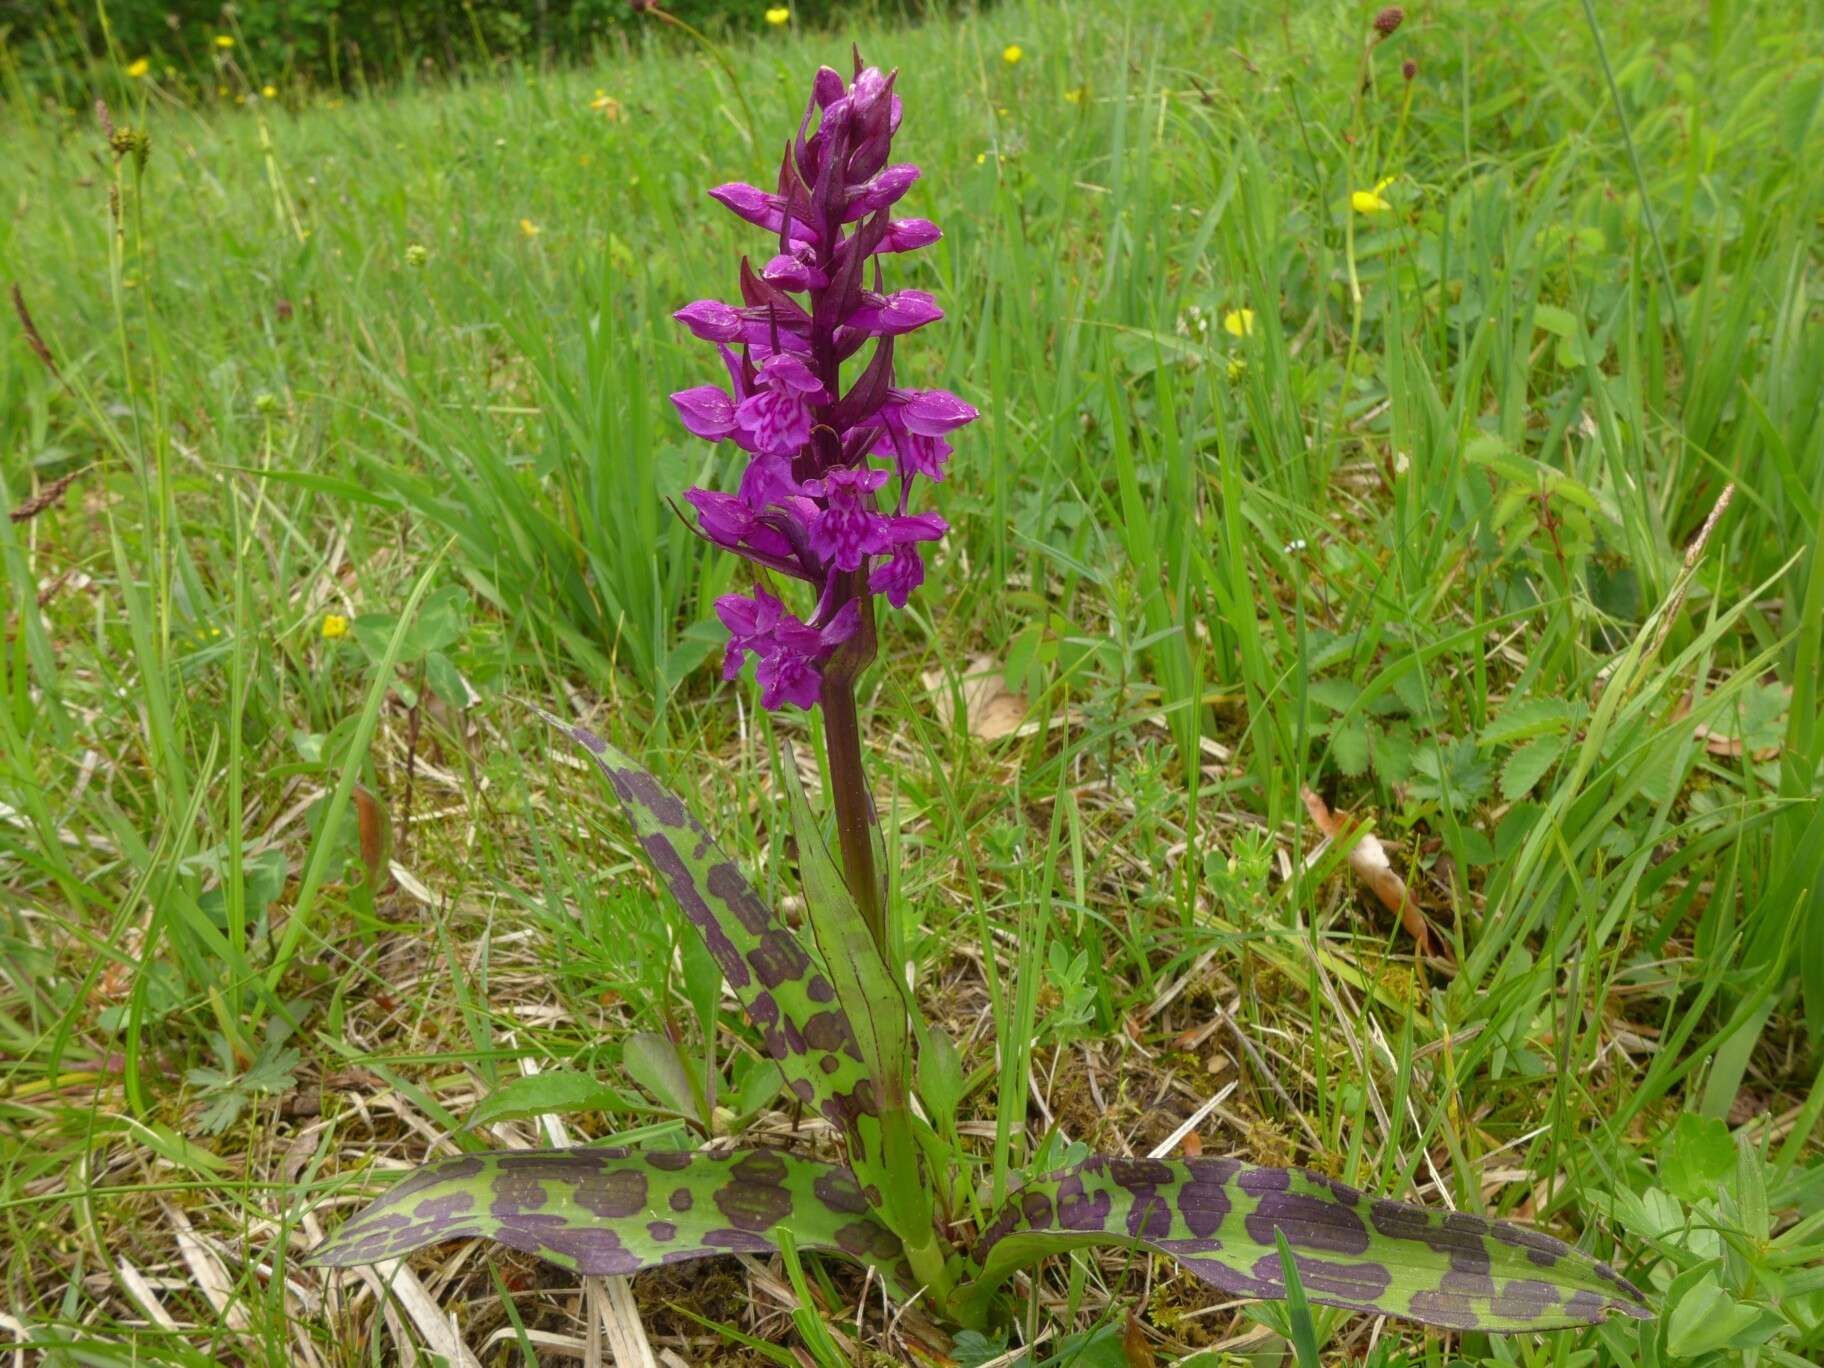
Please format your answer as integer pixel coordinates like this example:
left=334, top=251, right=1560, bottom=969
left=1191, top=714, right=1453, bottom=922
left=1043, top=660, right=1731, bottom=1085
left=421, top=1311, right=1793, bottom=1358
left=818, top=573, right=884, bottom=955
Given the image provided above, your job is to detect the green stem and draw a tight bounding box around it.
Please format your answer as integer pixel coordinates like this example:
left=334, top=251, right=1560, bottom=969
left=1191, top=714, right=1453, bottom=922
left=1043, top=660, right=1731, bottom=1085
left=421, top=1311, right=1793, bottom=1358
left=648, top=9, right=758, bottom=151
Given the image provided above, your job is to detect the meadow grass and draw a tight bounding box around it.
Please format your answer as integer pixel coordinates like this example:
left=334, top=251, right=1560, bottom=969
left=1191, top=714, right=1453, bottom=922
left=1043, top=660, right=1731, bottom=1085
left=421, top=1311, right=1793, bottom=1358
left=2, top=0, right=1822, bottom=1363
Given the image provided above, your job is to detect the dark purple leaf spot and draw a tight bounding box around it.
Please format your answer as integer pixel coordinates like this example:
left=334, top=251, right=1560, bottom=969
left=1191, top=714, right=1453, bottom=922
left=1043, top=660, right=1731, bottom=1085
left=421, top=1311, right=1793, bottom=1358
left=1245, top=1192, right=1370, bottom=1255
left=706, top=861, right=774, bottom=935
left=713, top=1176, right=792, bottom=1231
left=1491, top=1278, right=1557, bottom=1320
left=1408, top=1289, right=1481, bottom=1329
left=1237, top=1167, right=1291, bottom=1195
left=620, top=770, right=690, bottom=829
left=814, top=1169, right=869, bottom=1214
left=1250, top=1252, right=1392, bottom=1304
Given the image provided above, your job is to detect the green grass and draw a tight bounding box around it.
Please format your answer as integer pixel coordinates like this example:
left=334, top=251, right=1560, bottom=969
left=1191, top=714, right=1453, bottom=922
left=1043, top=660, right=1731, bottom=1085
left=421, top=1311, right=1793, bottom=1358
left=3, top=0, right=1822, bottom=1362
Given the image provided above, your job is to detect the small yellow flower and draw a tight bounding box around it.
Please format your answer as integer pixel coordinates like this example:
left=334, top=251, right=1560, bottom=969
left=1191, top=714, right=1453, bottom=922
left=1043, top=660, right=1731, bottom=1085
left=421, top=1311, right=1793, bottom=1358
left=214, top=34, right=235, bottom=49
left=520, top=218, right=540, bottom=238
left=321, top=614, right=349, bottom=640
left=1002, top=44, right=1023, bottom=65
left=261, top=83, right=277, bottom=99
left=765, top=6, right=791, bottom=24
left=1351, top=176, right=1396, bottom=215
left=1223, top=308, right=1256, bottom=338
left=590, top=91, right=623, bottom=118
left=1064, top=85, right=1086, bottom=105
left=975, top=152, right=988, bottom=164
left=126, top=57, right=150, bottom=78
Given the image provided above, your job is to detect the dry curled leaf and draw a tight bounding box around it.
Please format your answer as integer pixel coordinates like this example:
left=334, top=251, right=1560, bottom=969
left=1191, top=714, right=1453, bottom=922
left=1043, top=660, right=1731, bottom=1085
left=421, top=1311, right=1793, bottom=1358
left=920, top=653, right=1029, bottom=740
left=1301, top=787, right=1430, bottom=954
left=1122, top=1308, right=1157, bottom=1368
left=353, top=785, right=394, bottom=890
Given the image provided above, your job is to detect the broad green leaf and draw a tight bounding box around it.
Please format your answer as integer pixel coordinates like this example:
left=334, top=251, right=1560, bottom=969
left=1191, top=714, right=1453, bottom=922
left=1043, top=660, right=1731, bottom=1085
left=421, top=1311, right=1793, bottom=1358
left=463, top=1072, right=639, bottom=1131
left=1657, top=1114, right=1735, bottom=1206
left=544, top=720, right=875, bottom=1174
left=1501, top=735, right=1566, bottom=801
left=1665, top=1271, right=1773, bottom=1357
left=961, top=1158, right=1651, bottom=1333
left=623, top=1030, right=703, bottom=1121
left=1330, top=720, right=1369, bottom=777
left=307, top=1146, right=912, bottom=1296
left=1480, top=697, right=1586, bottom=748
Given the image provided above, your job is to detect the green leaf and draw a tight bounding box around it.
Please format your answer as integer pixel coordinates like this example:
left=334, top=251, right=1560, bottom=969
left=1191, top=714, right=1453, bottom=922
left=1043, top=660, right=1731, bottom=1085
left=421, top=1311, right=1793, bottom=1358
left=1533, top=304, right=1580, bottom=338
left=1657, top=1114, right=1735, bottom=1206
left=622, top=1031, right=703, bottom=1121
left=464, top=1071, right=639, bottom=1132
left=960, top=1158, right=1651, bottom=1333
left=543, top=719, right=875, bottom=1172
left=777, top=749, right=939, bottom=1278
left=1273, top=1229, right=1323, bottom=1368
left=1480, top=697, right=1586, bottom=748
left=306, top=1146, right=912, bottom=1295
left=1501, top=735, right=1566, bottom=801
left=1665, top=1271, right=1773, bottom=1357
left=1331, top=721, right=1369, bottom=777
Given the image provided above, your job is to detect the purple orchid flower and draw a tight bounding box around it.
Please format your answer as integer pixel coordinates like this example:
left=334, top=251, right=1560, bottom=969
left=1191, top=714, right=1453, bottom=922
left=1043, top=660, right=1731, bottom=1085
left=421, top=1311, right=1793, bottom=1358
left=669, top=55, right=977, bottom=713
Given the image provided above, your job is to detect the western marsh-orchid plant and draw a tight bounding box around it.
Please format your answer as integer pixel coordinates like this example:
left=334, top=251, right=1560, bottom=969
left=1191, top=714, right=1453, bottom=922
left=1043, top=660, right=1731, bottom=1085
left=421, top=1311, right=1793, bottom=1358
left=308, top=55, right=1651, bottom=1343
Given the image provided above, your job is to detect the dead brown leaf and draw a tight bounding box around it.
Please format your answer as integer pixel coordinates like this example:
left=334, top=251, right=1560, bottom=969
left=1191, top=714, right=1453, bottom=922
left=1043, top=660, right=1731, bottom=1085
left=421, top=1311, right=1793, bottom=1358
left=1122, top=1309, right=1157, bottom=1368
left=920, top=653, right=1029, bottom=740
left=1300, top=787, right=1431, bottom=954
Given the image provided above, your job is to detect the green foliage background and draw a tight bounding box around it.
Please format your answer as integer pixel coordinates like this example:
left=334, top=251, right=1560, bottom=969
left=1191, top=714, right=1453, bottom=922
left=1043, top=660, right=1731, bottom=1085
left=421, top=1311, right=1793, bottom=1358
left=6, top=0, right=974, bottom=96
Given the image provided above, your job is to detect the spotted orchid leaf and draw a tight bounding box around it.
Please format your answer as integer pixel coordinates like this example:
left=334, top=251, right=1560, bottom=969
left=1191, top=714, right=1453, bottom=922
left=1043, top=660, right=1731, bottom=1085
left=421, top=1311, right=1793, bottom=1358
left=960, top=1157, right=1652, bottom=1333
left=778, top=751, right=943, bottom=1280
left=306, top=1146, right=915, bottom=1296
left=546, top=720, right=881, bottom=1157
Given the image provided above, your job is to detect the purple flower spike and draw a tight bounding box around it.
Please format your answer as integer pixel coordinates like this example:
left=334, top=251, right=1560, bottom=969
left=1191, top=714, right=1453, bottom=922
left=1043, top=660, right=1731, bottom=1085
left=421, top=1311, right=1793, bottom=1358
left=735, top=352, right=826, bottom=456
left=674, top=300, right=744, bottom=342
left=844, top=290, right=943, bottom=336
left=671, top=385, right=739, bottom=441
left=672, top=56, right=977, bottom=710
left=806, top=466, right=890, bottom=572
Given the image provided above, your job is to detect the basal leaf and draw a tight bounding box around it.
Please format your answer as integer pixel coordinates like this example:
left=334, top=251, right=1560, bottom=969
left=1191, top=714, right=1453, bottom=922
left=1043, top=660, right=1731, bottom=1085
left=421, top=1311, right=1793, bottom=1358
left=964, top=1157, right=1651, bottom=1333
left=463, top=1071, right=640, bottom=1132
left=777, top=750, right=939, bottom=1274
left=307, top=1146, right=912, bottom=1296
left=545, top=719, right=876, bottom=1171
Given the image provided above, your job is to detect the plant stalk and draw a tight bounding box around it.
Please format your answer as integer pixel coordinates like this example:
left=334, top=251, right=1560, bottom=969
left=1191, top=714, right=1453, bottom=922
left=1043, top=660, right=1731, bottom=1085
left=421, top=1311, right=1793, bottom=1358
left=819, top=574, right=885, bottom=956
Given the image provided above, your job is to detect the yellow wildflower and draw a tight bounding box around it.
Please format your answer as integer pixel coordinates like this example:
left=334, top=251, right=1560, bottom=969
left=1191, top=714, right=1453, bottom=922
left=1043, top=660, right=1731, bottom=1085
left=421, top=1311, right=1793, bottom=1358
left=1002, top=44, right=1023, bottom=65
left=590, top=90, right=623, bottom=118
left=975, top=152, right=987, bottom=164
left=214, top=34, right=235, bottom=49
left=519, top=218, right=540, bottom=238
left=1351, top=176, right=1395, bottom=215
left=321, top=614, right=349, bottom=640
left=1064, top=85, right=1086, bottom=105
left=1223, top=308, right=1256, bottom=338
left=765, top=6, right=791, bottom=24
left=261, top=83, right=277, bottom=99
left=126, top=57, right=150, bottom=78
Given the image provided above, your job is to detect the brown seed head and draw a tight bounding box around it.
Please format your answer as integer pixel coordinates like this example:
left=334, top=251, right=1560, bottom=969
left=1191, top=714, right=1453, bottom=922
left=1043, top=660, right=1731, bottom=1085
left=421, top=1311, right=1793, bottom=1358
left=1373, top=6, right=1405, bottom=38
left=1402, top=58, right=1418, bottom=80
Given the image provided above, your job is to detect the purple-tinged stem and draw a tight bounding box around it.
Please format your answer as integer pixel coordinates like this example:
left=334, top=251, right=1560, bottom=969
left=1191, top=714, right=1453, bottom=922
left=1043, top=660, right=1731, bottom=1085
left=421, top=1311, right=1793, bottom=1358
left=818, top=573, right=884, bottom=954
